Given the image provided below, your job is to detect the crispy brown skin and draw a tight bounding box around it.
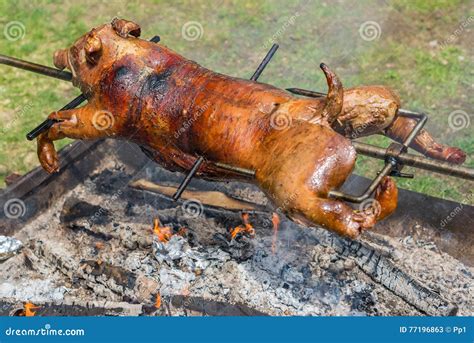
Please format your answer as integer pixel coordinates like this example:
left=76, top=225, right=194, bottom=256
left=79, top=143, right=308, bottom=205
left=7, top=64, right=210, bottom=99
left=38, top=19, right=398, bottom=238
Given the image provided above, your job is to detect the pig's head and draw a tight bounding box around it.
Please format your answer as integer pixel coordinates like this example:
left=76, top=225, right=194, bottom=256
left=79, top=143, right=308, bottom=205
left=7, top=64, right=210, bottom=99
left=53, top=18, right=141, bottom=94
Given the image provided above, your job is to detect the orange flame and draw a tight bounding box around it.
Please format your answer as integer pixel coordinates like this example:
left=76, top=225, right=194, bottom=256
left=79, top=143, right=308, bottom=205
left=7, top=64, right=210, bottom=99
left=155, top=293, right=161, bottom=309
left=230, top=212, right=255, bottom=240
left=153, top=218, right=174, bottom=243
left=23, top=302, right=40, bottom=317
left=271, top=212, right=280, bottom=255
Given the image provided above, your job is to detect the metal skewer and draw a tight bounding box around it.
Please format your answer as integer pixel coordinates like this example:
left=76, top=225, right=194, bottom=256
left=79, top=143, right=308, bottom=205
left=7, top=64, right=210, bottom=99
left=286, top=87, right=325, bottom=98
left=0, top=54, right=73, bottom=81
left=250, top=43, right=279, bottom=81
left=26, top=94, right=87, bottom=141
left=172, top=156, right=204, bottom=201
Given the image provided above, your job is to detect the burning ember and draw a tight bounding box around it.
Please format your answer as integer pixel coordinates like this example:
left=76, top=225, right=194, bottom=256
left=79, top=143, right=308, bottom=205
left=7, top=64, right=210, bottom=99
left=230, top=213, right=255, bottom=240
left=153, top=219, right=188, bottom=243
left=21, top=302, right=40, bottom=317
left=153, top=219, right=174, bottom=243
left=271, top=213, right=280, bottom=254
left=155, top=293, right=161, bottom=309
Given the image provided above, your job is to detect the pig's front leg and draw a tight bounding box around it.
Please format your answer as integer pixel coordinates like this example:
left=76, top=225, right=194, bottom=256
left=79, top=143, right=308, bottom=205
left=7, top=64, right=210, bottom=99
left=37, top=103, right=111, bottom=173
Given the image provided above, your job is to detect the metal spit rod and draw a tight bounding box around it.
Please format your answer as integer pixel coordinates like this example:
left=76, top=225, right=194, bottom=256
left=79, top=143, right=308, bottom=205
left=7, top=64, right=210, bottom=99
left=172, top=156, right=204, bottom=201
left=1, top=43, right=471, bottom=201
left=26, top=94, right=87, bottom=141
left=0, top=54, right=73, bottom=81
left=353, top=141, right=474, bottom=181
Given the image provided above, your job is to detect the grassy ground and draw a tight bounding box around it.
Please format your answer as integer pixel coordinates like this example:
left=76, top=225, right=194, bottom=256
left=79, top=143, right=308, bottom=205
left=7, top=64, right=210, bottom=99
left=0, top=0, right=472, bottom=204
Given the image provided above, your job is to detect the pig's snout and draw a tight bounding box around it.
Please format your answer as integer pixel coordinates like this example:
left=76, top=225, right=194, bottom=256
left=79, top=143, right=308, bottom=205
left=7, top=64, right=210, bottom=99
left=53, top=49, right=69, bottom=70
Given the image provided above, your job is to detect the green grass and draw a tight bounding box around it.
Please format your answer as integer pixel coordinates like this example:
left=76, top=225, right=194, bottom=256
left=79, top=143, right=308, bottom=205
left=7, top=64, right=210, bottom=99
left=0, top=0, right=472, bottom=204
left=393, top=0, right=463, bottom=13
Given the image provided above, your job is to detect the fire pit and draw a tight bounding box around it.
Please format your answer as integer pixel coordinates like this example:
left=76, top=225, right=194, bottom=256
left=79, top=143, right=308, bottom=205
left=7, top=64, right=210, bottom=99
left=0, top=140, right=472, bottom=316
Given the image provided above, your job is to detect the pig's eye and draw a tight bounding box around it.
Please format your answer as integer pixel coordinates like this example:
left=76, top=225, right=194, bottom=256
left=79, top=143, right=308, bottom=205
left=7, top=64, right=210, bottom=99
left=84, top=34, right=102, bottom=65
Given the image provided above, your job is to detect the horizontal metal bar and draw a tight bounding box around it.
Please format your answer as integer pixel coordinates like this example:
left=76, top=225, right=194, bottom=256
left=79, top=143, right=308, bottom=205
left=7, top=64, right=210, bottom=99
left=214, top=162, right=256, bottom=177
left=286, top=87, right=325, bottom=98
left=0, top=54, right=73, bottom=81
left=353, top=141, right=474, bottom=180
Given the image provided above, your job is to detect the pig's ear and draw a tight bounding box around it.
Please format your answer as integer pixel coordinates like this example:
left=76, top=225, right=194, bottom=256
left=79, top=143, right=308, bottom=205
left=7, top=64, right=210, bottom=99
left=84, top=33, right=102, bottom=65
left=111, top=18, right=141, bottom=38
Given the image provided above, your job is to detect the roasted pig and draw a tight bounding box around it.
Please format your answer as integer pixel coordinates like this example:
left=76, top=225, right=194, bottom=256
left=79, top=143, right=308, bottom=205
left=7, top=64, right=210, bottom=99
left=38, top=18, right=402, bottom=238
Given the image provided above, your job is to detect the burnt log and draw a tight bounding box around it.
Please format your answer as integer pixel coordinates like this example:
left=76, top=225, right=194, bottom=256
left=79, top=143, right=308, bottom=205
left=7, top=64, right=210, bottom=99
left=316, top=231, right=458, bottom=316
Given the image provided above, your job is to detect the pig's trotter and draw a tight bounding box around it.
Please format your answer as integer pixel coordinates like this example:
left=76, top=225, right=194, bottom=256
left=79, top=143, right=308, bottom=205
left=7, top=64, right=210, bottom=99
left=308, top=176, right=397, bottom=238
left=374, top=176, right=398, bottom=221
left=37, top=133, right=60, bottom=174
